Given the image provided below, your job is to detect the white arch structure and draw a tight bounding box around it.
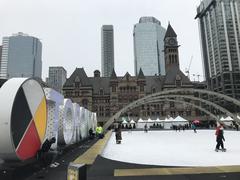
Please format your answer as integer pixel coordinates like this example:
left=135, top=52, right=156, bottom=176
left=103, top=88, right=240, bottom=130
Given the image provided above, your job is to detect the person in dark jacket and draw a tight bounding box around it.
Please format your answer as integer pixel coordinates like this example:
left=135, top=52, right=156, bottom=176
left=41, top=137, right=56, bottom=153
left=89, top=128, right=95, bottom=139
left=215, top=126, right=226, bottom=152
left=115, top=125, right=122, bottom=144
left=38, top=137, right=59, bottom=167
left=144, top=123, right=148, bottom=133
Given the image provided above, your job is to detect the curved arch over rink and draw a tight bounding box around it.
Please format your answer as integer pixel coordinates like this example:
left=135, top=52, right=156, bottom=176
left=103, top=88, right=240, bottom=130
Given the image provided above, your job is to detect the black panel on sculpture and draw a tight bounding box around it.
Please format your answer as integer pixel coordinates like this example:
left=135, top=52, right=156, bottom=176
left=0, top=79, right=7, bottom=88
left=11, top=87, right=33, bottom=148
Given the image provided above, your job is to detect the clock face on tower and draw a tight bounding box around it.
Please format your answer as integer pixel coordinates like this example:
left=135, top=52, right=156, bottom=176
left=169, top=38, right=177, bottom=46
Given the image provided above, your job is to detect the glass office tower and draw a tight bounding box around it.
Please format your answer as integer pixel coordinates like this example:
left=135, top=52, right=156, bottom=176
left=134, top=17, right=166, bottom=76
left=0, top=32, right=42, bottom=79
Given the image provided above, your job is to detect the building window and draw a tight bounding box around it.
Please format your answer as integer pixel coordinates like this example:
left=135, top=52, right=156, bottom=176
left=75, top=82, right=80, bottom=88
left=75, top=91, right=80, bottom=96
left=140, top=86, right=144, bottom=92
left=152, top=87, right=156, bottom=93
left=175, top=55, right=178, bottom=63
left=82, top=99, right=88, bottom=108
left=112, top=86, right=116, bottom=92
left=176, top=80, right=181, bottom=87
left=99, top=88, right=104, bottom=95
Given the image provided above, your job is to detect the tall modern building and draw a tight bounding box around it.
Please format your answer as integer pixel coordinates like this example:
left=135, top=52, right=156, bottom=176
left=196, top=0, right=240, bottom=99
left=134, top=17, right=166, bottom=76
left=101, top=25, right=114, bottom=77
left=46, top=66, right=67, bottom=93
left=0, top=32, right=42, bottom=79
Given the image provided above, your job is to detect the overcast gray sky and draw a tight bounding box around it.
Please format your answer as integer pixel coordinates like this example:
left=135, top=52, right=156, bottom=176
left=0, top=0, right=204, bottom=81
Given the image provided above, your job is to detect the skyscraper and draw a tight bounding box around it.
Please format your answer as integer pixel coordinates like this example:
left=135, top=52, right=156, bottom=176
left=46, top=66, right=67, bottom=93
left=0, top=32, right=42, bottom=79
left=134, top=17, right=166, bottom=76
left=101, top=25, right=114, bottom=77
left=196, top=0, right=240, bottom=99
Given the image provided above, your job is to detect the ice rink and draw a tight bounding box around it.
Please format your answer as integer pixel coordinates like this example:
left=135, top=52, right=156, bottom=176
left=102, top=130, right=240, bottom=167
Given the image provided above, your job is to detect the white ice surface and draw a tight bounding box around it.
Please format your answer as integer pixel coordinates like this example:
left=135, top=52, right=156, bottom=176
left=102, top=130, right=240, bottom=167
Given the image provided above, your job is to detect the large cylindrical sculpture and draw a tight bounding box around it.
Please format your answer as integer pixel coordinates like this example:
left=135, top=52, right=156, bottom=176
left=73, top=103, right=81, bottom=143
left=92, top=113, right=97, bottom=131
left=0, top=78, right=47, bottom=161
left=79, top=107, right=88, bottom=139
left=58, top=99, right=74, bottom=145
left=43, top=88, right=64, bottom=149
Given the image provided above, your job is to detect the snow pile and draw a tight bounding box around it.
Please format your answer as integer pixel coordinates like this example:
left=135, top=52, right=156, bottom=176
left=102, top=130, right=240, bottom=167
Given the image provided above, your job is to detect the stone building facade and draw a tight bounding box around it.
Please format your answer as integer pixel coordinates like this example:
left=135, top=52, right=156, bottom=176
left=63, top=24, right=201, bottom=124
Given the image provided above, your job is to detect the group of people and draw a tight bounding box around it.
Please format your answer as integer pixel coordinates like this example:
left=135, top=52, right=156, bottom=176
left=36, top=121, right=228, bottom=169
left=88, top=125, right=105, bottom=139
left=172, top=124, right=190, bottom=132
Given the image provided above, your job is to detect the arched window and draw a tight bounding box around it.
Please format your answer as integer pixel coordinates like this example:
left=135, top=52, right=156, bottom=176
left=175, top=55, right=178, bottom=63
left=152, top=87, right=156, bottom=93
left=171, top=55, right=175, bottom=63
left=82, top=99, right=88, bottom=108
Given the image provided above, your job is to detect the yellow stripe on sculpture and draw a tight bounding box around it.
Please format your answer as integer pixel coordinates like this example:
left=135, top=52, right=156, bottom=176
left=34, top=97, right=47, bottom=143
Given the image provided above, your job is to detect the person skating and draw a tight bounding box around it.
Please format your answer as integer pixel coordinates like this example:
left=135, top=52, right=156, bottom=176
left=115, top=125, right=122, bottom=144
left=192, top=123, right=197, bottom=133
left=144, top=123, right=148, bottom=133
left=215, top=125, right=226, bottom=152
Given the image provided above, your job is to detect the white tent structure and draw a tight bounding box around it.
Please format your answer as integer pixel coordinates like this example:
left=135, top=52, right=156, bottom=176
left=122, top=119, right=128, bottom=124
left=220, top=117, right=226, bottom=121
left=137, top=118, right=147, bottom=128
left=122, top=119, right=128, bottom=128
left=147, top=118, right=154, bottom=126
left=138, top=118, right=144, bottom=123
left=155, top=118, right=161, bottom=122
left=172, top=116, right=189, bottom=126
left=129, top=120, right=136, bottom=128
left=130, top=120, right=136, bottom=124
left=155, top=118, right=164, bottom=127
left=163, top=117, right=174, bottom=129
left=220, top=116, right=233, bottom=126
left=225, top=116, right=233, bottom=121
